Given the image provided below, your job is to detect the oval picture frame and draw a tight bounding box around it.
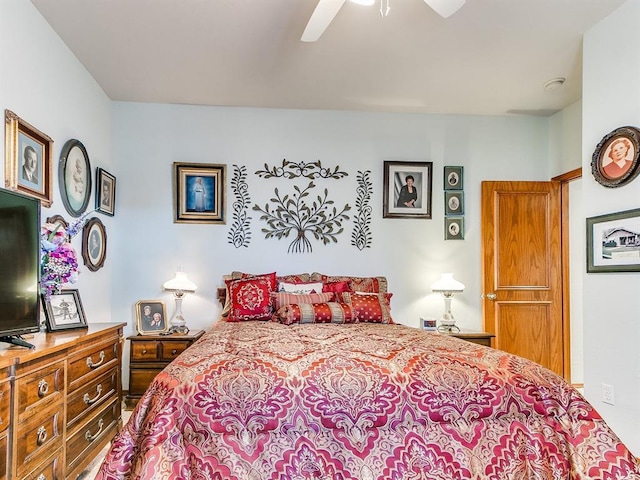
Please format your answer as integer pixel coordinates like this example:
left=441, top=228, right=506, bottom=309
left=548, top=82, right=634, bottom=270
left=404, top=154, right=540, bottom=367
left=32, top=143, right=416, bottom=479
left=59, top=139, right=92, bottom=217
left=82, top=217, right=107, bottom=272
left=591, top=126, right=640, bottom=188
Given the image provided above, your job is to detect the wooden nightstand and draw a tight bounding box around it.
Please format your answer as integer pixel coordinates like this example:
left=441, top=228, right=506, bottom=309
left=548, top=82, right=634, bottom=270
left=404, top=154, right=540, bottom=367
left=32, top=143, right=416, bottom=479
left=445, top=329, right=494, bottom=347
left=125, top=330, right=204, bottom=409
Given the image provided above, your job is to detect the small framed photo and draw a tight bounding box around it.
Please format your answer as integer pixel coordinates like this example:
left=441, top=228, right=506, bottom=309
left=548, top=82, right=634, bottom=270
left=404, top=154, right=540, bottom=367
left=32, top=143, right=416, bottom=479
left=41, top=289, right=88, bottom=332
left=82, top=217, right=107, bottom=272
left=591, top=126, right=640, bottom=188
left=444, top=166, right=463, bottom=190
left=383, top=161, right=433, bottom=219
left=173, top=162, right=226, bottom=224
left=445, top=216, right=464, bottom=240
left=445, top=191, right=464, bottom=215
left=59, top=139, right=92, bottom=217
left=587, top=207, right=640, bottom=273
left=96, top=168, right=116, bottom=216
left=135, top=300, right=169, bottom=334
left=4, top=110, right=54, bottom=207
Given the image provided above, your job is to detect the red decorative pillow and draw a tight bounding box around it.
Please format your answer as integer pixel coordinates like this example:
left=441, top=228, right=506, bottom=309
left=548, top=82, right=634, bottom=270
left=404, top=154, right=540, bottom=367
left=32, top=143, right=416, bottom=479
left=272, top=302, right=357, bottom=325
left=270, top=291, right=334, bottom=310
left=311, top=274, right=388, bottom=293
left=225, top=272, right=277, bottom=322
left=339, top=292, right=393, bottom=323
left=276, top=273, right=311, bottom=284
left=322, top=281, right=351, bottom=293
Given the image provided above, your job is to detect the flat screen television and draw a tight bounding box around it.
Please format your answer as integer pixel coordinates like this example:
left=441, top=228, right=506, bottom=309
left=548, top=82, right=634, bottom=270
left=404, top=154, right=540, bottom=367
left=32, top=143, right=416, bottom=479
left=0, top=187, right=40, bottom=349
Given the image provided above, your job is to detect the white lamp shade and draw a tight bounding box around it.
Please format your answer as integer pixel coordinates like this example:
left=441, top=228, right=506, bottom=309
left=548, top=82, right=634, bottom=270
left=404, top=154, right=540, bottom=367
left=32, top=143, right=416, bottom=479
left=163, top=271, right=197, bottom=292
left=431, top=273, right=465, bottom=293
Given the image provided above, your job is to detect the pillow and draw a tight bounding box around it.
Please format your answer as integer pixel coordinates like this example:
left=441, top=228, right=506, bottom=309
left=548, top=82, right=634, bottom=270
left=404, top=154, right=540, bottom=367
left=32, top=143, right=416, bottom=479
left=276, top=273, right=311, bottom=284
left=322, top=281, right=351, bottom=293
left=270, top=291, right=334, bottom=310
left=221, top=271, right=276, bottom=317
left=311, top=274, right=388, bottom=294
left=338, top=292, right=394, bottom=323
left=278, top=281, right=324, bottom=294
left=272, top=302, right=357, bottom=325
left=225, top=272, right=277, bottom=322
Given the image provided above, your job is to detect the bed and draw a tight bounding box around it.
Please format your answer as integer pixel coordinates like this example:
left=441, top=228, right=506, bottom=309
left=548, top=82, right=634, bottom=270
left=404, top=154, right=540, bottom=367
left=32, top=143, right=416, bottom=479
left=97, top=273, right=640, bottom=479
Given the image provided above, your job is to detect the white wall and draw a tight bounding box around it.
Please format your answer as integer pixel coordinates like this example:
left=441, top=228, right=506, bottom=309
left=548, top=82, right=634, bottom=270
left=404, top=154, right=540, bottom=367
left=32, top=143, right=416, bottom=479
left=583, top=0, right=640, bottom=454
left=0, top=1, right=114, bottom=324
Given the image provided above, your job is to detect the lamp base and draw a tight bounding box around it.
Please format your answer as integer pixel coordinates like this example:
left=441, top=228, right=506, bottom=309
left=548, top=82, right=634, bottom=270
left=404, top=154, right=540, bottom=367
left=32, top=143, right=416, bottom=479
left=437, top=324, right=460, bottom=333
left=169, top=325, right=190, bottom=334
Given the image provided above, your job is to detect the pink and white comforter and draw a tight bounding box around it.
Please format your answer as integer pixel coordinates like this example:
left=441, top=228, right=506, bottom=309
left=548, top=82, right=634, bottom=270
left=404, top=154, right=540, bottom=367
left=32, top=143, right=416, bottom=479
left=97, top=321, right=640, bottom=479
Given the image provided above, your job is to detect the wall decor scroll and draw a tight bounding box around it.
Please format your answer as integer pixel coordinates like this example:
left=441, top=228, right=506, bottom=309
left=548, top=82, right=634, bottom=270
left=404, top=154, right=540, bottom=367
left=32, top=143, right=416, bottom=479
left=227, top=164, right=252, bottom=248
left=383, top=161, right=433, bottom=219
left=4, top=110, right=54, bottom=206
left=255, top=159, right=348, bottom=180
left=591, top=126, right=640, bottom=188
left=59, top=139, right=92, bottom=217
left=351, top=170, right=373, bottom=250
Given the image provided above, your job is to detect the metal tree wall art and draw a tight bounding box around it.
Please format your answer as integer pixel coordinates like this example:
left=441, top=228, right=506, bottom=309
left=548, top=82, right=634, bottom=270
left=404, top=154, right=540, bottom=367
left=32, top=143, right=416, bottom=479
left=253, top=182, right=351, bottom=253
left=351, top=170, right=373, bottom=250
left=227, top=164, right=252, bottom=248
left=255, top=159, right=348, bottom=180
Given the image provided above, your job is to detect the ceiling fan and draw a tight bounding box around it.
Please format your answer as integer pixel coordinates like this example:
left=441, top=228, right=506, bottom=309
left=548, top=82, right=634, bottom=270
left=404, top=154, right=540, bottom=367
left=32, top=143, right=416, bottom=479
left=301, top=0, right=466, bottom=42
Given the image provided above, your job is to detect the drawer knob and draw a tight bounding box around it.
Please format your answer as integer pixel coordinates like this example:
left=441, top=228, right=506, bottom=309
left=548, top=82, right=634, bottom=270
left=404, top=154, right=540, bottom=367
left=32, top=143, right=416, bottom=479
left=83, top=384, right=103, bottom=405
left=37, top=474, right=46, bottom=480
left=171, top=349, right=178, bottom=355
left=85, top=418, right=104, bottom=442
left=36, top=425, right=48, bottom=446
left=37, top=379, right=49, bottom=397
left=86, top=350, right=106, bottom=368
left=142, top=349, right=147, bottom=354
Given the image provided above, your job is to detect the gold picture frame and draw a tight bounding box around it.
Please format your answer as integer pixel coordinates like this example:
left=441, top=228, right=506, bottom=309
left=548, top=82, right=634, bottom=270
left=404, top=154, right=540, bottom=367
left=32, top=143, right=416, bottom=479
left=4, top=110, right=53, bottom=206
left=135, top=300, right=169, bottom=335
left=173, top=162, right=226, bottom=224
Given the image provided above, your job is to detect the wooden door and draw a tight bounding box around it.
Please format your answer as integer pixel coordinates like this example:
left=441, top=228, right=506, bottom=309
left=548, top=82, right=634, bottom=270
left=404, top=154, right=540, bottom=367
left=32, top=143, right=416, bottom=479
left=481, top=181, right=564, bottom=377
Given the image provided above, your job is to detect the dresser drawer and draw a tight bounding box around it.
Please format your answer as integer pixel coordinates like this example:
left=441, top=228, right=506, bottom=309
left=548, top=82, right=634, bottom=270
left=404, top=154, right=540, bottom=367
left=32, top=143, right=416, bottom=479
left=0, top=376, right=10, bottom=436
left=131, top=341, right=160, bottom=361
left=15, top=361, right=64, bottom=423
left=67, top=340, right=119, bottom=390
left=160, top=340, right=192, bottom=361
left=0, top=432, right=7, bottom=480
left=18, top=447, right=63, bottom=480
left=67, top=368, right=118, bottom=433
left=14, top=405, right=63, bottom=477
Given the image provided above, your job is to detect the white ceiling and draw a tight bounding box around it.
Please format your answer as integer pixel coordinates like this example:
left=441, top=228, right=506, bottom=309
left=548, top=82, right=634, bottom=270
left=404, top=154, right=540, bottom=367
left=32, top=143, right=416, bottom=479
left=31, top=0, right=625, bottom=117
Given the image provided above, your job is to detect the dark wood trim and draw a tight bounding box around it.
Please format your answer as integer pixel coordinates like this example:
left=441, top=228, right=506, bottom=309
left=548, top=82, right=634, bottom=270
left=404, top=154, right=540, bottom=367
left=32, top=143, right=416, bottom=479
left=552, top=167, right=582, bottom=182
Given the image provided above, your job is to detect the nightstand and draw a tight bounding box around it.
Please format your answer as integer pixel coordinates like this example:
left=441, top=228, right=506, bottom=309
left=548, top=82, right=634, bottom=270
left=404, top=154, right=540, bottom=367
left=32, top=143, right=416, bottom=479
left=445, top=329, right=494, bottom=347
left=124, top=330, right=205, bottom=409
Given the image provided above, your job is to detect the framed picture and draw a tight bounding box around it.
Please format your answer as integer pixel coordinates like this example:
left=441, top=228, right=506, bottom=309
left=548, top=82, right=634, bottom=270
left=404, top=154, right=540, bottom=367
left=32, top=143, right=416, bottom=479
left=82, top=217, right=107, bottom=272
left=445, top=216, right=464, bottom=240
left=135, top=300, right=169, bottom=334
left=96, top=168, right=116, bottom=216
left=41, top=289, right=88, bottom=331
left=59, top=139, right=92, bottom=217
left=591, top=126, right=640, bottom=188
left=587, top=207, right=640, bottom=273
left=444, top=166, right=464, bottom=190
left=173, top=162, right=226, bottom=224
left=4, top=110, right=54, bottom=206
left=445, top=191, right=464, bottom=215
left=383, top=161, right=433, bottom=219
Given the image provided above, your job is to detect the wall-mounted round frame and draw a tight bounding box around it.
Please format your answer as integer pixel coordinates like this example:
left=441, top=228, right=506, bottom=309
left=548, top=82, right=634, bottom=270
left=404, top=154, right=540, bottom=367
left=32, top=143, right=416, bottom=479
left=82, top=217, right=107, bottom=272
left=59, top=139, right=92, bottom=217
left=591, top=126, right=640, bottom=188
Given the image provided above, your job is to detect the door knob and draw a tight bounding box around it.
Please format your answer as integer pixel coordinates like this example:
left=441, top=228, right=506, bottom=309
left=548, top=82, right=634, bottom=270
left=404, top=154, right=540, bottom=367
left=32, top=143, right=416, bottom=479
left=485, top=293, right=497, bottom=300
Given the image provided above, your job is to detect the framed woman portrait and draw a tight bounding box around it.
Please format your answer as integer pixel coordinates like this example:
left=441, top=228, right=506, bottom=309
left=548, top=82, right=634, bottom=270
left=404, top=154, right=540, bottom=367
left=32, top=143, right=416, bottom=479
left=445, top=216, right=464, bottom=240
left=591, top=126, right=640, bottom=188
left=41, top=289, right=88, bottom=332
left=135, top=300, right=169, bottom=335
left=59, top=139, right=92, bottom=217
left=444, top=166, right=464, bottom=190
left=96, top=168, right=116, bottom=216
left=4, top=110, right=54, bottom=206
left=82, top=217, right=107, bottom=272
left=383, top=161, right=433, bottom=219
left=445, top=191, right=464, bottom=215
left=173, top=162, right=226, bottom=224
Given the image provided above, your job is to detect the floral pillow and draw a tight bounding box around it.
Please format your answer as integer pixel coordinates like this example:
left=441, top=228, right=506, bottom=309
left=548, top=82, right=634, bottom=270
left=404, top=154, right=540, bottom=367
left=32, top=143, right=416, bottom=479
left=311, top=274, right=388, bottom=294
left=270, top=291, right=334, bottom=310
left=225, top=272, right=277, bottom=322
left=338, top=292, right=394, bottom=323
left=272, top=302, right=357, bottom=325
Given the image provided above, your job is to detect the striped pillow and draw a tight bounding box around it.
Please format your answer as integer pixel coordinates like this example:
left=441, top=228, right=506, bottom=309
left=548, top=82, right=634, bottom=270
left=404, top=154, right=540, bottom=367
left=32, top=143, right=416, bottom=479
left=272, top=302, right=357, bottom=325
left=270, top=291, right=334, bottom=310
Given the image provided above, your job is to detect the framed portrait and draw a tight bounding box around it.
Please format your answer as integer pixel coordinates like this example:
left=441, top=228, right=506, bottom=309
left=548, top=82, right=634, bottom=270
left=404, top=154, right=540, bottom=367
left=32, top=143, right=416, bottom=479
left=383, top=161, right=433, bottom=219
left=135, top=300, right=169, bottom=335
left=59, top=139, right=92, bottom=217
left=445, top=191, right=464, bottom=215
left=96, top=168, right=116, bottom=216
left=445, top=216, right=464, bottom=240
left=591, top=126, right=640, bottom=188
left=587, top=207, right=640, bottom=273
left=41, top=289, right=88, bottom=331
left=82, top=217, right=107, bottom=272
left=173, top=162, right=226, bottom=224
left=444, top=166, right=464, bottom=190
left=4, top=110, right=53, bottom=206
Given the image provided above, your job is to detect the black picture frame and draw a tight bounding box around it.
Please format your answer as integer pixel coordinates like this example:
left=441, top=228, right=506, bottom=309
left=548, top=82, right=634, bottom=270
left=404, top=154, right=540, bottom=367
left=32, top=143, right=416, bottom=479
left=445, top=216, right=464, bottom=240
left=586, top=207, right=640, bottom=273
left=445, top=191, right=464, bottom=215
left=444, top=166, right=464, bottom=190
left=135, top=300, right=169, bottom=334
left=173, top=162, right=226, bottom=224
left=383, top=160, right=433, bottom=219
left=591, top=126, right=640, bottom=188
left=96, top=167, right=116, bottom=216
left=82, top=217, right=107, bottom=272
left=59, top=139, right=92, bottom=217
left=41, top=289, right=88, bottom=331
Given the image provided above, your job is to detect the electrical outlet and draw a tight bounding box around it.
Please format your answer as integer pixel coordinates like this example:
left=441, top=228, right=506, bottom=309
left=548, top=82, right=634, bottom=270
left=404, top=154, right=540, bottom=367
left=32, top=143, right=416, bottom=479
left=601, top=383, right=615, bottom=405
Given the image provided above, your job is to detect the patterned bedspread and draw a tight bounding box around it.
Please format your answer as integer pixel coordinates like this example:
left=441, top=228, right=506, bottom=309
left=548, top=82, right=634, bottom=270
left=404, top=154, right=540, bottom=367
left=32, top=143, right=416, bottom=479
left=97, top=321, right=640, bottom=479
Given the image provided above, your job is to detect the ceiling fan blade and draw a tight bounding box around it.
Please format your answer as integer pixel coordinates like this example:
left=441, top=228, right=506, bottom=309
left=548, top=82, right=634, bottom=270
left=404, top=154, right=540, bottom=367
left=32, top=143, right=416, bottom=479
left=424, top=0, right=465, bottom=18
left=301, top=0, right=347, bottom=42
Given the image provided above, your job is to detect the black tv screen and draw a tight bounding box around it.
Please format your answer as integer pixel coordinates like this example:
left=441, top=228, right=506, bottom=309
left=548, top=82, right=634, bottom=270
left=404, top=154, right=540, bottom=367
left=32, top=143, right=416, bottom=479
left=0, top=188, right=40, bottom=341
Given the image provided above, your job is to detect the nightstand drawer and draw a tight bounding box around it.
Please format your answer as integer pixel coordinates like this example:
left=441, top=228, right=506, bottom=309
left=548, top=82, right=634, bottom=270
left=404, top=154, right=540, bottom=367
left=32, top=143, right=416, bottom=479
left=446, top=331, right=494, bottom=347
left=160, top=340, right=192, bottom=361
left=131, top=341, right=160, bottom=361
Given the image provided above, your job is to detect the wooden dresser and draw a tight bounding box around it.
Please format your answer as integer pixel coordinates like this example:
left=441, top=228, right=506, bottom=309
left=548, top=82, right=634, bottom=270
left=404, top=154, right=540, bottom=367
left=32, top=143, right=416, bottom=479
left=0, top=323, right=125, bottom=480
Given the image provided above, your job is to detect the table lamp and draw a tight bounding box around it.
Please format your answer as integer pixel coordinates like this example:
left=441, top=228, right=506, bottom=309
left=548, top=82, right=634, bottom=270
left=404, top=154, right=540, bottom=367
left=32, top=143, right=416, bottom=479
left=431, top=273, right=465, bottom=332
left=163, top=270, right=197, bottom=334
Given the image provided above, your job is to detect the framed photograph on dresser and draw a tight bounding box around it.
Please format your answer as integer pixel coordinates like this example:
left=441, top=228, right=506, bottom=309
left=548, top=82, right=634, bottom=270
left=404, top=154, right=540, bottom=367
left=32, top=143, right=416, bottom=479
left=135, top=300, right=169, bottom=335
left=41, top=289, right=88, bottom=331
